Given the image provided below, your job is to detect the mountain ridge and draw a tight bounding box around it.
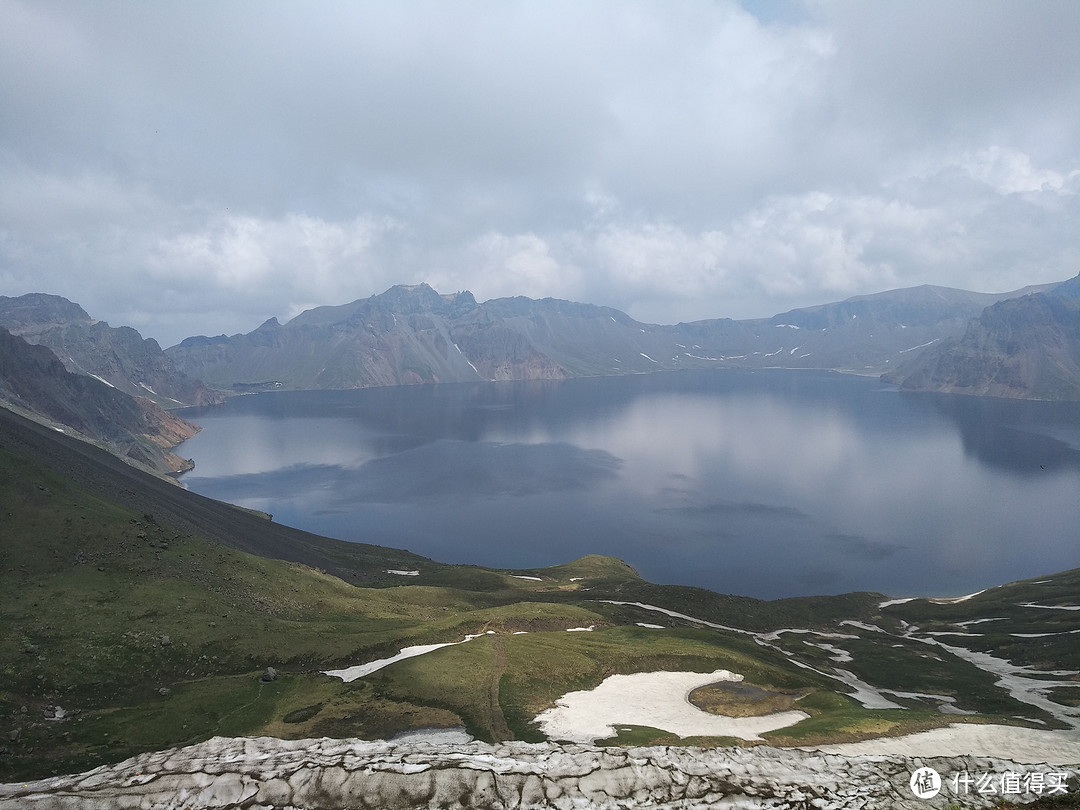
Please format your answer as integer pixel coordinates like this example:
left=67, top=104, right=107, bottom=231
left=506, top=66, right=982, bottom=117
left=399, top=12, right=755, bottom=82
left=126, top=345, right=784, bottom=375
left=165, top=279, right=1059, bottom=394
left=0, top=293, right=223, bottom=409
left=0, top=327, right=200, bottom=474
left=884, top=275, right=1080, bottom=399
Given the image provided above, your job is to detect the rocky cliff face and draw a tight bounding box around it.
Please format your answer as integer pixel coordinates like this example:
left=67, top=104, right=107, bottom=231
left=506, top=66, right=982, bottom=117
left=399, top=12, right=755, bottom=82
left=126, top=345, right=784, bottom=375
left=0, top=327, right=199, bottom=474
left=166, top=281, right=1052, bottom=393
left=883, top=275, right=1080, bottom=400
left=168, top=285, right=491, bottom=391
left=2, top=736, right=1065, bottom=810
left=0, top=293, right=223, bottom=407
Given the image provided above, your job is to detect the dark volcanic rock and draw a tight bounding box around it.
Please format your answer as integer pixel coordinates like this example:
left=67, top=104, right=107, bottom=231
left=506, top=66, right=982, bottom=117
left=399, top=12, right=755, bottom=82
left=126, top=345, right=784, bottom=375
left=0, top=327, right=200, bottom=473
left=884, top=275, right=1080, bottom=400
left=0, top=293, right=223, bottom=407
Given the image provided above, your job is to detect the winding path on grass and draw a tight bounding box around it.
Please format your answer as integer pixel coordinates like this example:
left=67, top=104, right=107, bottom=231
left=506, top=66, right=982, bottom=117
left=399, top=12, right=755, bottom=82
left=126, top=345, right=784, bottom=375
left=488, top=637, right=512, bottom=742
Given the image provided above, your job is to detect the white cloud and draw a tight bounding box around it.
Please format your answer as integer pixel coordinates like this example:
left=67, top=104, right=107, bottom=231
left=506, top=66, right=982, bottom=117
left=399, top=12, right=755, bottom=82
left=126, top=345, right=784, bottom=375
left=957, top=147, right=1071, bottom=195
left=1, top=0, right=1078, bottom=341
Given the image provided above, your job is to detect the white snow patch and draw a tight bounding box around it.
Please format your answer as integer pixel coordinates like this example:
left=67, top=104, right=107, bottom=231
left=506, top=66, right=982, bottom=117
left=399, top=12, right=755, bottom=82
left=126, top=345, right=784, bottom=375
left=954, top=617, right=1007, bottom=627
left=323, top=632, right=493, bottom=681
left=566, top=625, right=596, bottom=632
left=831, top=669, right=906, bottom=709
left=929, top=589, right=987, bottom=604
left=386, top=569, right=420, bottom=576
left=510, top=575, right=543, bottom=581
left=898, top=338, right=940, bottom=354
left=775, top=324, right=800, bottom=329
left=636, top=623, right=665, bottom=629
left=923, top=630, right=984, bottom=637
left=599, top=601, right=754, bottom=636
left=88, top=373, right=115, bottom=388
left=878, top=597, right=916, bottom=608
left=535, top=670, right=808, bottom=743
left=757, top=628, right=858, bottom=642
left=389, top=727, right=474, bottom=746
left=933, top=641, right=1080, bottom=729
left=638, top=352, right=658, bottom=363
left=803, top=641, right=852, bottom=663
left=839, top=620, right=886, bottom=633
left=811, top=724, right=1080, bottom=765
left=1020, top=603, right=1080, bottom=611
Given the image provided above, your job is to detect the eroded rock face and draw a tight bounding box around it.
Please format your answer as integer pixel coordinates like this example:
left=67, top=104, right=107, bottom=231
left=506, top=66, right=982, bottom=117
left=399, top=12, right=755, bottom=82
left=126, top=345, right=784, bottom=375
left=2, top=736, right=1071, bottom=809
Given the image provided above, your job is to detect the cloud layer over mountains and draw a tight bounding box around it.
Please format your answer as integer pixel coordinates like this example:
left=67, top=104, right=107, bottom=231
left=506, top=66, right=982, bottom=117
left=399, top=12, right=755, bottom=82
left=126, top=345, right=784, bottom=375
left=2, top=1, right=1078, bottom=346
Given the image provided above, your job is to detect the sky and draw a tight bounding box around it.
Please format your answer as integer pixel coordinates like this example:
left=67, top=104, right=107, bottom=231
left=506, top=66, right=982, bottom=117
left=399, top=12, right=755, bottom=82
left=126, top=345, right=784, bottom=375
left=2, top=0, right=1079, bottom=348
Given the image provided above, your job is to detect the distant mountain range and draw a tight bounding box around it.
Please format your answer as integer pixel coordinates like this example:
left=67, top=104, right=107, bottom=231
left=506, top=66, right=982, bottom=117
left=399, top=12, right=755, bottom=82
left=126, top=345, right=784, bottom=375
left=2, top=273, right=1079, bottom=469
left=166, top=278, right=1074, bottom=397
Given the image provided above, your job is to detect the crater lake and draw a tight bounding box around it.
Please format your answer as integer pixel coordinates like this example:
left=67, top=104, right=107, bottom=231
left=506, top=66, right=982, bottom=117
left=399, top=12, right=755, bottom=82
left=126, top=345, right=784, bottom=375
left=176, top=369, right=1080, bottom=600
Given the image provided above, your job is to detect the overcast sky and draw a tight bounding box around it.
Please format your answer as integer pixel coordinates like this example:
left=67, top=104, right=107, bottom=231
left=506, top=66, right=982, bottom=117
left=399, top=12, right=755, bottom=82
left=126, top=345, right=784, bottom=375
left=2, top=1, right=1078, bottom=347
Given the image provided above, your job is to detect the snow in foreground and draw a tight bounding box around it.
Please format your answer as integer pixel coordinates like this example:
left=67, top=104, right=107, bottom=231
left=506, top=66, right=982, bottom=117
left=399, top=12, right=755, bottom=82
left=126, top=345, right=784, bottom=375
left=535, top=669, right=809, bottom=743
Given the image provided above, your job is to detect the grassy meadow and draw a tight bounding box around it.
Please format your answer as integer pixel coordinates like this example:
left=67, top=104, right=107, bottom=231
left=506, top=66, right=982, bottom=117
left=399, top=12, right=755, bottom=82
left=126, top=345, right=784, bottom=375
left=2, top=431, right=1078, bottom=781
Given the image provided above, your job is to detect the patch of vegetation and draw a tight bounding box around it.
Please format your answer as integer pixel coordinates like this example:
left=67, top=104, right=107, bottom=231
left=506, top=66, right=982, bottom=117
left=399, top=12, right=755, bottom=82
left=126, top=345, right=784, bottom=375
left=762, top=691, right=960, bottom=746
left=688, top=681, right=806, bottom=717
left=593, top=725, right=740, bottom=748
left=282, top=703, right=324, bottom=723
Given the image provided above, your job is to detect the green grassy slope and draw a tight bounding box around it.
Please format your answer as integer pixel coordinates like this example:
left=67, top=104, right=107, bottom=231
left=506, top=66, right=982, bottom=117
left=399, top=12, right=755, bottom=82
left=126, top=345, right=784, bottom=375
left=3, top=406, right=1077, bottom=782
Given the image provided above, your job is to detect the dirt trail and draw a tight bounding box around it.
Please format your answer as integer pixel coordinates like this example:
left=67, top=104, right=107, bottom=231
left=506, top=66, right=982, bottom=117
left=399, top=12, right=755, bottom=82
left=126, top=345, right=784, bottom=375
left=488, top=637, right=512, bottom=742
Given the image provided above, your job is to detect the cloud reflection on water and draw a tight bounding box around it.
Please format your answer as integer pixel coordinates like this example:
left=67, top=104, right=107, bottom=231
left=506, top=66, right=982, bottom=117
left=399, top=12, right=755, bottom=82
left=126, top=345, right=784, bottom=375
left=178, top=371, right=1080, bottom=599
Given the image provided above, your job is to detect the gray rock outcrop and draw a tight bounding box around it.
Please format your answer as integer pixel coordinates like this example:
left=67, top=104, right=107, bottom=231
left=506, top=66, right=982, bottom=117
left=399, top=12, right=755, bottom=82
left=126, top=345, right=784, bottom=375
left=2, top=736, right=1073, bottom=809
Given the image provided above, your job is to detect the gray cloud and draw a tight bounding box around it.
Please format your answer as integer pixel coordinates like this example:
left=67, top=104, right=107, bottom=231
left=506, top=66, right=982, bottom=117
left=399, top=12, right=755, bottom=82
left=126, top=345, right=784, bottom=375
left=2, top=1, right=1078, bottom=346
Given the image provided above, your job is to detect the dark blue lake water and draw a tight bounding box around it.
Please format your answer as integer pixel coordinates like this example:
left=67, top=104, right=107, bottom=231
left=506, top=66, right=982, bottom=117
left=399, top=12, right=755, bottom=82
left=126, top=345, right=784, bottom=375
left=177, top=370, right=1080, bottom=600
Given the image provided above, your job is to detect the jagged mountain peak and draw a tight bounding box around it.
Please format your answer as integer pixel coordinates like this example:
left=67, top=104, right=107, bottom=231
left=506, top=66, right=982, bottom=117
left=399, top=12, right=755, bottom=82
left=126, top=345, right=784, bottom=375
left=163, top=277, right=1080, bottom=396
left=0, top=294, right=222, bottom=408
left=883, top=273, right=1080, bottom=399
left=0, top=292, right=93, bottom=337
left=285, top=284, right=479, bottom=329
